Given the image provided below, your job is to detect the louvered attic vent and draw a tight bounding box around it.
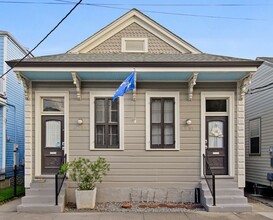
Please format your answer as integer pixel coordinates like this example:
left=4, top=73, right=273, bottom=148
left=121, top=38, right=148, bottom=53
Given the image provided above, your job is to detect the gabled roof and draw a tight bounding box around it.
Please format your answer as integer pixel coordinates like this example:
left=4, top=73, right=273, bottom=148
left=68, top=8, right=201, bottom=54
left=0, top=30, right=31, bottom=56
left=7, top=53, right=262, bottom=68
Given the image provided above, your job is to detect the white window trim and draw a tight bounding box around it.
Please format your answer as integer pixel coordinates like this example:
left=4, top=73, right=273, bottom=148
left=145, top=91, right=180, bottom=151
left=201, top=92, right=234, bottom=177
left=35, top=91, right=69, bottom=176
left=249, top=118, right=261, bottom=155
left=90, top=91, right=124, bottom=151
left=121, top=38, right=148, bottom=53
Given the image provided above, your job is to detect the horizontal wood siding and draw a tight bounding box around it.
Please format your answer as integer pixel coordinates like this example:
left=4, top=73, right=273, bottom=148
left=31, top=81, right=237, bottom=190
left=245, top=62, right=273, bottom=186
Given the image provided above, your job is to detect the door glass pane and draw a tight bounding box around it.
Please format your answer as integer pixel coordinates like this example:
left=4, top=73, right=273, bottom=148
left=152, top=125, right=161, bottom=145
left=109, top=125, right=119, bottom=146
left=164, top=125, right=173, bottom=145
left=109, top=100, right=118, bottom=123
left=152, top=99, right=161, bottom=123
left=46, top=121, right=61, bottom=148
left=164, top=99, right=173, bottom=123
left=96, top=99, right=105, bottom=123
left=206, top=100, right=226, bottom=112
left=96, top=125, right=104, bottom=145
left=43, top=98, right=64, bottom=112
left=208, top=121, right=224, bottom=148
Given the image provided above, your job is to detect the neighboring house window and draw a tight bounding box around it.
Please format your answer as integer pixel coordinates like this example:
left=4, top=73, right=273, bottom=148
left=146, top=92, right=179, bottom=150
left=90, top=91, right=124, bottom=150
left=95, top=98, right=119, bottom=148
left=121, top=38, right=148, bottom=53
left=249, top=118, right=261, bottom=155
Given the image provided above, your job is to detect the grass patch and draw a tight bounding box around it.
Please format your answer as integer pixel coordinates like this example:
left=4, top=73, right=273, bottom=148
left=0, top=185, right=25, bottom=202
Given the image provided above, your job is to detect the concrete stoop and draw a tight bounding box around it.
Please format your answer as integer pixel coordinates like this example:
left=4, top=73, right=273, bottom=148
left=200, top=179, right=252, bottom=212
left=17, top=179, right=66, bottom=213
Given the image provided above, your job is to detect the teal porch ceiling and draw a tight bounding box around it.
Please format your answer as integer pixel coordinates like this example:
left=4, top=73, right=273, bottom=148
left=22, top=71, right=247, bottom=81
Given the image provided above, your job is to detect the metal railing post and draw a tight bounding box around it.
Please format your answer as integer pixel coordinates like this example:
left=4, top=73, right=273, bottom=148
left=55, top=173, right=58, bottom=206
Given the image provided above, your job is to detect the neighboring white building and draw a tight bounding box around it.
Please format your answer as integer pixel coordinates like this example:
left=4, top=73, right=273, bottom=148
left=245, top=57, right=273, bottom=190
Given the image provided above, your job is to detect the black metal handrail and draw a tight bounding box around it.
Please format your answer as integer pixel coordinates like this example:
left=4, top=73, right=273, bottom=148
left=203, top=153, right=216, bottom=206
left=55, top=154, right=67, bottom=206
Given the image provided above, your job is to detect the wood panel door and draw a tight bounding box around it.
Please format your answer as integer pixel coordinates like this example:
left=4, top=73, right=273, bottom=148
left=42, top=115, right=64, bottom=175
left=205, top=116, right=228, bottom=175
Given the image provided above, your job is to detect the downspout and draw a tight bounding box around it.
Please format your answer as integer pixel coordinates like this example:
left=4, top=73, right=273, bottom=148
left=7, top=103, right=17, bottom=166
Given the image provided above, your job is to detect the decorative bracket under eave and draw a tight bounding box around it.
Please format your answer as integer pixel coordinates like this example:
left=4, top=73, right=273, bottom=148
left=188, top=72, right=199, bottom=101
left=15, top=71, right=30, bottom=100
left=240, top=71, right=255, bottom=101
left=71, top=72, right=81, bottom=100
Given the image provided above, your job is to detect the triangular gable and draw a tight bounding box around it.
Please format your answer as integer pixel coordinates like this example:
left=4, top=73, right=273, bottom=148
left=68, top=9, right=201, bottom=54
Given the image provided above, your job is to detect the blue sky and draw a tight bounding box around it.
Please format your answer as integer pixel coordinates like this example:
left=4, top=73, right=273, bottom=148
left=1, top=0, right=273, bottom=59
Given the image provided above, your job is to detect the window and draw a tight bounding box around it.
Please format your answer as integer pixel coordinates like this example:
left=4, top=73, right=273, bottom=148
left=146, top=92, right=179, bottom=150
left=90, top=91, right=124, bottom=150
left=43, top=97, right=64, bottom=112
left=121, top=38, right=148, bottom=53
left=151, top=98, right=175, bottom=148
left=206, top=100, right=227, bottom=112
left=95, top=98, right=119, bottom=148
left=249, top=118, right=261, bottom=155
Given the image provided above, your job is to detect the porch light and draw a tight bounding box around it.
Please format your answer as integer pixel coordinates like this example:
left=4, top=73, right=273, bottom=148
left=186, top=119, right=192, bottom=125
left=77, top=119, right=83, bottom=125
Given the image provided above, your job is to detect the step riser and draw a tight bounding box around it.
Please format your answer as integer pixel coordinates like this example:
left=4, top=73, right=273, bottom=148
left=201, top=189, right=244, bottom=196
left=204, top=197, right=248, bottom=205
left=25, top=188, right=64, bottom=196
left=22, top=196, right=64, bottom=204
left=205, top=205, right=252, bottom=212
left=17, top=205, right=64, bottom=213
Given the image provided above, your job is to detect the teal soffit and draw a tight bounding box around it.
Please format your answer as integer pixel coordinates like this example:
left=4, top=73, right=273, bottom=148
left=22, top=71, right=247, bottom=81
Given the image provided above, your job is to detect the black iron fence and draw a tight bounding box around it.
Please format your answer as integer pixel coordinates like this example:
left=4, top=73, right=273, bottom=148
left=0, top=165, right=25, bottom=202
left=55, top=154, right=67, bottom=206
left=203, top=154, right=216, bottom=206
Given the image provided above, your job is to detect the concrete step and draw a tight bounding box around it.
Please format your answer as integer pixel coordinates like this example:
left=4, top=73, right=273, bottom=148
left=200, top=179, right=251, bottom=212
left=18, top=178, right=66, bottom=213
left=201, top=188, right=244, bottom=196
left=200, top=179, right=238, bottom=189
left=204, top=195, right=248, bottom=205
left=21, top=195, right=64, bottom=204
left=205, top=203, right=252, bottom=212
left=25, top=187, right=65, bottom=196
left=30, top=180, right=55, bottom=189
left=17, top=203, right=64, bottom=213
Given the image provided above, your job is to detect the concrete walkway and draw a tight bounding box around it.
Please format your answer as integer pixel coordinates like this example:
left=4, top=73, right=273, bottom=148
left=1, top=198, right=273, bottom=220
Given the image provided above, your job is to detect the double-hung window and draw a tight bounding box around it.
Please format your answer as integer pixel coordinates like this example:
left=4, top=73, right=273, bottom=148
left=95, top=98, right=119, bottom=148
left=146, top=92, right=179, bottom=150
left=151, top=98, right=175, bottom=149
left=249, top=118, right=261, bottom=155
left=90, top=92, right=124, bottom=150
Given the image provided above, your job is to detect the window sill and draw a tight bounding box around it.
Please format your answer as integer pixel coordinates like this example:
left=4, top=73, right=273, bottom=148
left=90, top=148, right=124, bottom=151
left=249, top=153, right=261, bottom=156
left=146, top=148, right=179, bottom=151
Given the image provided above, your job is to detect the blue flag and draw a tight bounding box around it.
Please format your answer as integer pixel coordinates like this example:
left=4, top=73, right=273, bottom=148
left=112, top=72, right=135, bottom=102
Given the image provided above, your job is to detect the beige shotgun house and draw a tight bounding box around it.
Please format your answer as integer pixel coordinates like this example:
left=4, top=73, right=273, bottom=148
left=8, top=9, right=262, bottom=212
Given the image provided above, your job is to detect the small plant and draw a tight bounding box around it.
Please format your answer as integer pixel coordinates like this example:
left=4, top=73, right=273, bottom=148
left=62, top=157, right=110, bottom=190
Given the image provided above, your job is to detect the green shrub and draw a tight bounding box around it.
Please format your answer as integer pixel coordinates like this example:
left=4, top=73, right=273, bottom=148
left=62, top=157, right=110, bottom=190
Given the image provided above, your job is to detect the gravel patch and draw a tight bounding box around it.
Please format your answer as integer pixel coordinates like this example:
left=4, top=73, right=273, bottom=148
left=65, top=202, right=204, bottom=213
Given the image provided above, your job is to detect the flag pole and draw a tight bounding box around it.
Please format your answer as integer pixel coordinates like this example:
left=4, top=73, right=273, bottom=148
left=133, top=69, right=137, bottom=123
